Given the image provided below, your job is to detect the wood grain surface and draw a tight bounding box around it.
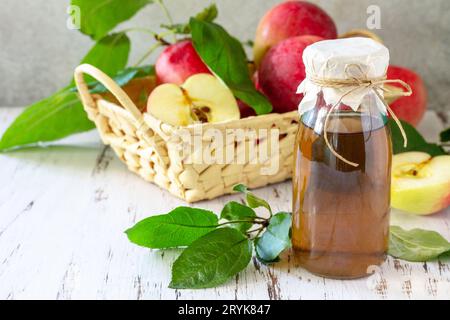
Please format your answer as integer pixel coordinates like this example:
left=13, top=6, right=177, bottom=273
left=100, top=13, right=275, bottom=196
left=0, top=108, right=449, bottom=300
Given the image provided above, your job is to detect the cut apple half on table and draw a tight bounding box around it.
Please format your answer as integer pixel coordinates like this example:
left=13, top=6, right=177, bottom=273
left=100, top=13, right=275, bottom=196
left=391, top=152, right=450, bottom=215
left=147, top=73, right=240, bottom=126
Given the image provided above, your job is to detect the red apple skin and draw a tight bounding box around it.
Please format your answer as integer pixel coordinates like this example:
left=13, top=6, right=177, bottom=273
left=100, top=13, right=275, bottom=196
left=155, top=40, right=211, bottom=85
left=254, top=1, right=337, bottom=67
left=259, top=35, right=323, bottom=114
left=387, top=65, right=427, bottom=126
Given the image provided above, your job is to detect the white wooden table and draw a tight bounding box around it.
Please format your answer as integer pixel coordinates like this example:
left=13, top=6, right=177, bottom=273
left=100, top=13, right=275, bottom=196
left=0, top=107, right=449, bottom=300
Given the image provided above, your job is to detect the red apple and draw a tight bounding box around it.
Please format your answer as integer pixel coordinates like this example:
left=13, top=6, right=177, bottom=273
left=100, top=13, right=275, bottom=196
left=253, top=1, right=337, bottom=67
left=387, top=65, right=427, bottom=126
left=155, top=40, right=211, bottom=85
left=259, top=35, right=323, bottom=114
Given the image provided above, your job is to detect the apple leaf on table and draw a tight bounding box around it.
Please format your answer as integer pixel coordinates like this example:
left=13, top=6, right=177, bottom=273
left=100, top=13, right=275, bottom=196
left=125, top=207, right=218, bottom=249
left=220, top=201, right=257, bottom=233
left=126, top=185, right=284, bottom=289
left=0, top=87, right=94, bottom=151
left=190, top=18, right=273, bottom=115
left=0, top=33, right=130, bottom=151
left=71, top=0, right=153, bottom=40
left=389, top=226, right=450, bottom=262
left=233, top=184, right=272, bottom=213
left=389, top=119, right=447, bottom=156
left=255, top=212, right=292, bottom=263
left=169, top=228, right=252, bottom=289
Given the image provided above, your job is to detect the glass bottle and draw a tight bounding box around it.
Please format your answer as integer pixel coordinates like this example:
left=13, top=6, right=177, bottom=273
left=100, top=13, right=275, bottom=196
left=292, top=38, right=393, bottom=279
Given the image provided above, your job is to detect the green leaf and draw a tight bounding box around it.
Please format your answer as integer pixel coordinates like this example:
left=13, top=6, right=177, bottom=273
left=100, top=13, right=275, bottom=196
left=255, top=212, right=291, bottom=263
left=389, top=119, right=446, bottom=156
left=76, top=33, right=131, bottom=84
left=220, top=201, right=256, bottom=233
left=71, top=0, right=152, bottom=40
left=0, top=87, right=94, bottom=151
left=0, top=33, right=131, bottom=151
left=233, top=184, right=272, bottom=213
left=160, top=23, right=190, bottom=35
left=440, top=128, right=450, bottom=143
left=125, top=207, right=218, bottom=249
left=169, top=228, right=252, bottom=289
left=194, top=3, right=219, bottom=22
left=389, top=226, right=450, bottom=262
left=439, top=251, right=450, bottom=260
left=69, top=65, right=155, bottom=93
left=161, top=3, right=218, bottom=35
left=89, top=65, right=155, bottom=93
left=190, top=18, right=272, bottom=115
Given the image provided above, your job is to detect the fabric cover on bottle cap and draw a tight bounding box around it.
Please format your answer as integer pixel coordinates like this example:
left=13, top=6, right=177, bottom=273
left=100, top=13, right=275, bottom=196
left=297, top=37, right=390, bottom=115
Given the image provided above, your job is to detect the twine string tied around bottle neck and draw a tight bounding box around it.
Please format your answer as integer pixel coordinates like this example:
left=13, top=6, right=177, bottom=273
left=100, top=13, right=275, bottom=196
left=306, top=64, right=413, bottom=167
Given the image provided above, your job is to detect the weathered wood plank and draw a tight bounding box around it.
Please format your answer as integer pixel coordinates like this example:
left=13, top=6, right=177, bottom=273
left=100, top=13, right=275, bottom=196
left=0, top=108, right=449, bottom=300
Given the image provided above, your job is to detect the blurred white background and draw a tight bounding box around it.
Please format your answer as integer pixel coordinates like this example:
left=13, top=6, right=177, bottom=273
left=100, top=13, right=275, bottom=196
left=0, top=0, right=449, bottom=111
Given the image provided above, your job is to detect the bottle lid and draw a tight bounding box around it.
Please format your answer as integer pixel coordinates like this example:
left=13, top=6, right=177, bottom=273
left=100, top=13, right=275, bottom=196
left=297, top=37, right=390, bottom=115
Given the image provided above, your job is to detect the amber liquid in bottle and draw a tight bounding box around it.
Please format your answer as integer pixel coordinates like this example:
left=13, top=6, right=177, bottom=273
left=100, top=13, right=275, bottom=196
left=292, top=108, right=392, bottom=279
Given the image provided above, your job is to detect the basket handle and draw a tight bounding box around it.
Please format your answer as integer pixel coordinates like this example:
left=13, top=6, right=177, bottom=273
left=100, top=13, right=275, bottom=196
left=74, top=64, right=145, bottom=124
left=74, top=64, right=167, bottom=168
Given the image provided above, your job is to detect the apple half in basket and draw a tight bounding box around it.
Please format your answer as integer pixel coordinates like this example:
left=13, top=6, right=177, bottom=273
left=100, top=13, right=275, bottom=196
left=147, top=74, right=240, bottom=126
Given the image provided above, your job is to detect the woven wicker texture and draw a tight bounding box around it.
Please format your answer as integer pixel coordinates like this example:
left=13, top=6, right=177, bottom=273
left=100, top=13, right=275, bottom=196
left=74, top=64, right=298, bottom=202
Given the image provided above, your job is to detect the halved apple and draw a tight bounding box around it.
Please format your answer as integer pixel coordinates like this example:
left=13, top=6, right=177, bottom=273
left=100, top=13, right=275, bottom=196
left=391, top=152, right=450, bottom=215
left=147, top=73, right=240, bottom=126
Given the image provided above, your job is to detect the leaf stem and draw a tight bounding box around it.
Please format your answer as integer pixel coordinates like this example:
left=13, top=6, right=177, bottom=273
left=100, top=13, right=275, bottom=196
left=118, top=27, right=158, bottom=37
left=156, top=0, right=177, bottom=42
left=134, top=42, right=163, bottom=67
left=154, top=34, right=172, bottom=46
left=181, top=218, right=268, bottom=230
left=264, top=205, right=273, bottom=218
left=253, top=216, right=269, bottom=222
left=158, top=30, right=177, bottom=40
left=217, top=219, right=266, bottom=227
left=247, top=226, right=265, bottom=239
left=117, top=27, right=172, bottom=46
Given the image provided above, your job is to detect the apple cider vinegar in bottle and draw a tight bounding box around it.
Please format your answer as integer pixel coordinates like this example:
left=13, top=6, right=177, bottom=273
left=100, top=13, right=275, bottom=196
left=292, top=38, right=409, bottom=279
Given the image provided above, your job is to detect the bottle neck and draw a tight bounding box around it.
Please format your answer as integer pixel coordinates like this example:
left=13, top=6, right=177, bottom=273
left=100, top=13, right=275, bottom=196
left=301, top=91, right=388, bottom=135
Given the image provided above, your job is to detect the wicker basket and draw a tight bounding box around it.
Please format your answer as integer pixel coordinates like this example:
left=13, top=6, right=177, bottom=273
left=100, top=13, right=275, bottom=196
left=74, top=64, right=298, bottom=202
